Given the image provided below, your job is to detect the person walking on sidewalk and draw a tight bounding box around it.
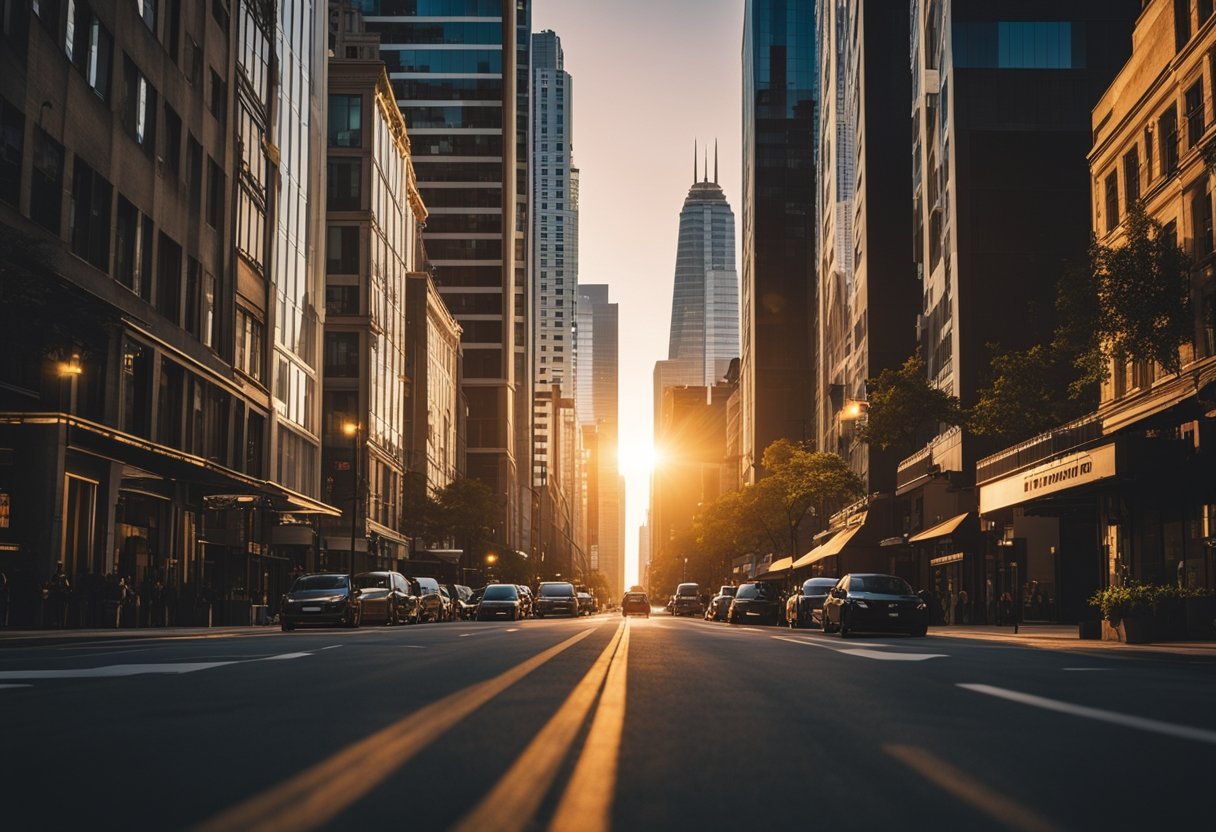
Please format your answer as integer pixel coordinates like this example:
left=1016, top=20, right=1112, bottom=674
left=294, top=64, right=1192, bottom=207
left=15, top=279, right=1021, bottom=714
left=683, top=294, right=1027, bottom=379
left=45, top=564, right=71, bottom=628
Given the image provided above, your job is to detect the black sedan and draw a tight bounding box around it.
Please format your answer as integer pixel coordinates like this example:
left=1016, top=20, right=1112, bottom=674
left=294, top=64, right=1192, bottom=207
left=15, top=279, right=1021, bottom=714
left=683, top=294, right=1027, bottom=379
left=727, top=582, right=781, bottom=626
left=704, top=586, right=737, bottom=621
left=477, top=583, right=523, bottom=620
left=280, top=573, right=362, bottom=631
left=621, top=592, right=650, bottom=617
left=821, top=573, right=929, bottom=637
left=785, top=577, right=837, bottom=629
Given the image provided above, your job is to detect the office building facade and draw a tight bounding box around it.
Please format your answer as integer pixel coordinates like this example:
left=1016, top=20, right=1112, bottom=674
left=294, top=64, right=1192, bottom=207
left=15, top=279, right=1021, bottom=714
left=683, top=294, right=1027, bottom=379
left=741, top=0, right=817, bottom=484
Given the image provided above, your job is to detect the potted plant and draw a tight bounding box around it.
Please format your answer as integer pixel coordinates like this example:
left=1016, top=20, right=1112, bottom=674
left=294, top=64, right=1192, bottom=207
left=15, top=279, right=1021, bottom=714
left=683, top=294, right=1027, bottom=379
left=1089, top=584, right=1155, bottom=643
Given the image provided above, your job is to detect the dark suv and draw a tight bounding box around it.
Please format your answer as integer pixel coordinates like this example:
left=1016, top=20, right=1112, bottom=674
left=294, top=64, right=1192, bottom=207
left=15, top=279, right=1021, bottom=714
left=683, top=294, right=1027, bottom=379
left=727, top=581, right=781, bottom=626
left=669, top=582, right=703, bottom=616
left=534, top=581, right=578, bottom=618
left=281, top=573, right=362, bottom=630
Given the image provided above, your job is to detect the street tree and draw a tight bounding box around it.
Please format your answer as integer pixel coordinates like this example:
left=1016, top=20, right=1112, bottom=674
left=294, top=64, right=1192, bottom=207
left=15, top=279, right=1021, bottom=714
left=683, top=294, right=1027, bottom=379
left=433, top=477, right=499, bottom=566
left=858, top=352, right=965, bottom=452
left=759, top=439, right=865, bottom=559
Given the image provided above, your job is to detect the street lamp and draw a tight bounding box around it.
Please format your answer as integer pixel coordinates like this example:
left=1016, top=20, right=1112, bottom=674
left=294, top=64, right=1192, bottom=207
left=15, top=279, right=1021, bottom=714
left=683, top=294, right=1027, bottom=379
left=485, top=552, right=498, bottom=582
left=57, top=353, right=82, bottom=415
left=342, top=420, right=360, bottom=582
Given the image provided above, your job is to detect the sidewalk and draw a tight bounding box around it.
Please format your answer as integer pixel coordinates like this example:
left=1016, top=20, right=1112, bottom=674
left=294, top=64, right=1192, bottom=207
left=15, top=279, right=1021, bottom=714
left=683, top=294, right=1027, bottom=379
left=0, top=625, right=275, bottom=647
left=931, top=623, right=1216, bottom=656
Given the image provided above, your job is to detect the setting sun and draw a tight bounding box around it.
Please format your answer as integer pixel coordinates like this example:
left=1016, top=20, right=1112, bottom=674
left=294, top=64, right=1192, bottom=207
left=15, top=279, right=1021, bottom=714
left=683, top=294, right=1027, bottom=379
left=618, top=440, right=661, bottom=479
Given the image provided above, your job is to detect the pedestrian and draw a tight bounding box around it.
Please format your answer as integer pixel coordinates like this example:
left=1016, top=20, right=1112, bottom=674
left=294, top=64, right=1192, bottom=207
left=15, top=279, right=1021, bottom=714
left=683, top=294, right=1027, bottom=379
left=0, top=570, right=9, bottom=627
left=957, top=589, right=970, bottom=625
left=999, top=590, right=1013, bottom=625
left=46, top=564, right=71, bottom=628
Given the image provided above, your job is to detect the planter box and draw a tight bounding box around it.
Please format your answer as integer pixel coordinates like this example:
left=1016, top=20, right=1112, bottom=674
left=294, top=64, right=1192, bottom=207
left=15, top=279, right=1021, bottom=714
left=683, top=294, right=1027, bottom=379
left=1102, top=617, right=1154, bottom=643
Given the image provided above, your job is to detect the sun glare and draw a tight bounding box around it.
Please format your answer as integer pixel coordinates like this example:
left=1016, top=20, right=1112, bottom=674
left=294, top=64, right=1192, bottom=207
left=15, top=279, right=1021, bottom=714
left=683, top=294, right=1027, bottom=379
left=618, top=440, right=661, bottom=478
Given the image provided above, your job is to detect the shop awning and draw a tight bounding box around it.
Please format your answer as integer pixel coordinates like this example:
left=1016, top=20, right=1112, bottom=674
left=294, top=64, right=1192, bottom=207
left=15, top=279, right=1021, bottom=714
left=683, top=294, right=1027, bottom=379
left=908, top=512, right=969, bottom=543
left=793, top=524, right=863, bottom=568
left=931, top=552, right=965, bottom=566
left=758, top=556, right=794, bottom=578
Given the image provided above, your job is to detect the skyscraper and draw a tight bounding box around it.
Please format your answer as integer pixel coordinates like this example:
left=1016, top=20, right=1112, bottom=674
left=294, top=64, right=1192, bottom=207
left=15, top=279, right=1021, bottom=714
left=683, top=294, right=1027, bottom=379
left=741, top=0, right=817, bottom=484
left=531, top=29, right=577, bottom=485
left=577, top=284, right=623, bottom=599
left=364, top=0, right=526, bottom=549
left=816, top=0, right=915, bottom=492
left=667, top=148, right=740, bottom=388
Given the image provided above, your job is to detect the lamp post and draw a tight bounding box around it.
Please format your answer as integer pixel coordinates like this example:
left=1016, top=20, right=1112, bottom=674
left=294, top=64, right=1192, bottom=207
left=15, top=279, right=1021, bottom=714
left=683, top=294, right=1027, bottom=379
left=485, top=552, right=498, bottom=583
left=342, top=421, right=360, bottom=582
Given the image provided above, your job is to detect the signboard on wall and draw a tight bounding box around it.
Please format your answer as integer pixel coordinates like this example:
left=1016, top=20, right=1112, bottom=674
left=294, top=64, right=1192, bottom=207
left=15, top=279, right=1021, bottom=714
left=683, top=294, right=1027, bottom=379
left=0, top=492, right=8, bottom=528
left=980, top=443, right=1117, bottom=514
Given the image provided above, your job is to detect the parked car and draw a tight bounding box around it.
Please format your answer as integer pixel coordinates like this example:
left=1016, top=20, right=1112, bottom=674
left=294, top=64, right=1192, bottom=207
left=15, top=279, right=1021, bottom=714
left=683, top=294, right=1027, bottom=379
left=821, top=573, right=929, bottom=637
left=477, top=583, right=523, bottom=621
left=621, top=592, right=650, bottom=617
left=785, top=577, right=838, bottom=629
left=704, top=586, right=737, bottom=621
left=352, top=571, right=418, bottom=626
left=516, top=585, right=534, bottom=618
left=727, top=581, right=782, bottom=626
left=467, top=586, right=486, bottom=613
left=670, top=582, right=703, bottom=616
left=414, top=577, right=447, bottom=623
left=534, top=581, right=578, bottom=617
left=280, top=573, right=362, bottom=631
left=445, top=583, right=475, bottom=620
left=437, top=586, right=456, bottom=621
left=577, top=591, right=596, bottom=616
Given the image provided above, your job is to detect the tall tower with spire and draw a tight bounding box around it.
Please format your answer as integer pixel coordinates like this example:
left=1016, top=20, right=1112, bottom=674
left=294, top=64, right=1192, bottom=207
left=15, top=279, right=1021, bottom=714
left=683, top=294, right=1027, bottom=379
left=666, top=140, right=739, bottom=386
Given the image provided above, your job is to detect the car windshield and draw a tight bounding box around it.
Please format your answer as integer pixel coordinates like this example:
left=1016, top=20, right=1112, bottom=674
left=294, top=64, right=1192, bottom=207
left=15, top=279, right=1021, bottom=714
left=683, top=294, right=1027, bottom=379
left=719, top=586, right=736, bottom=596
left=483, top=585, right=518, bottom=601
left=540, top=583, right=574, bottom=597
left=676, top=584, right=698, bottom=597
left=802, top=582, right=832, bottom=596
left=352, top=574, right=389, bottom=590
left=735, top=584, right=771, bottom=600
left=292, top=575, right=347, bottom=591
left=850, top=575, right=913, bottom=595
left=625, top=593, right=647, bottom=603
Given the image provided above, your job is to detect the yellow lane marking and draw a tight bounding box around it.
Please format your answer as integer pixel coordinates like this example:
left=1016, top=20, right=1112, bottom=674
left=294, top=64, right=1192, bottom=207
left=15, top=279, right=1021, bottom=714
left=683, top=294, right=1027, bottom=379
left=884, top=744, right=1061, bottom=832
left=192, top=626, right=602, bottom=832
left=451, top=621, right=627, bottom=832
left=549, top=620, right=630, bottom=832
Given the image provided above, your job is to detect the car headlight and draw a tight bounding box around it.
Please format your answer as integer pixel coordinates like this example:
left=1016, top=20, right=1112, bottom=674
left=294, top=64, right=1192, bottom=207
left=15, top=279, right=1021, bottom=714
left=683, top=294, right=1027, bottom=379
left=916, top=602, right=927, bottom=611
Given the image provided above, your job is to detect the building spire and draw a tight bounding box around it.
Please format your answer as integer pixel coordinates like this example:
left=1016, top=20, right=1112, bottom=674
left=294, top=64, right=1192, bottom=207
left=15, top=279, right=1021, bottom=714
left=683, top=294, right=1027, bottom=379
left=703, top=146, right=708, bottom=183
left=693, top=139, right=698, bottom=184
left=714, top=139, right=718, bottom=184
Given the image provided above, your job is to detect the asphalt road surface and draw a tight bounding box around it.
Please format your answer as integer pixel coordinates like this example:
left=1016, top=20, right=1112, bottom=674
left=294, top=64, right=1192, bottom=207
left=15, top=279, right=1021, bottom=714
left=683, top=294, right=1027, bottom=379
left=2, top=612, right=1214, bottom=831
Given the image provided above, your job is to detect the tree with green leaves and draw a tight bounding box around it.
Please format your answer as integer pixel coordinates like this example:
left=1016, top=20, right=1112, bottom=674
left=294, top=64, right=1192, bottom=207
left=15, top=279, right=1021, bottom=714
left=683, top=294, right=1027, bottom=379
left=858, top=352, right=965, bottom=452
left=433, top=477, right=499, bottom=565
left=758, top=439, right=865, bottom=559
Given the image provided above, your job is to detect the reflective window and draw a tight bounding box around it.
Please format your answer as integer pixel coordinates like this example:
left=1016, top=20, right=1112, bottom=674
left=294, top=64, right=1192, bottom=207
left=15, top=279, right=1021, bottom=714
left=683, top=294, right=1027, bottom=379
left=384, top=49, right=502, bottom=75
left=327, top=158, right=362, bottom=210
left=0, top=97, right=24, bottom=207
left=328, top=94, right=362, bottom=147
left=952, top=22, right=1081, bottom=69
left=69, top=158, right=112, bottom=272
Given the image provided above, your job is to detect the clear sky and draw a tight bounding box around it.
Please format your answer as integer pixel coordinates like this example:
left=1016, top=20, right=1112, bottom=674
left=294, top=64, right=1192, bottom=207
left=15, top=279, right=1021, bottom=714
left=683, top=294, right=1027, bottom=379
left=533, top=1, right=745, bottom=588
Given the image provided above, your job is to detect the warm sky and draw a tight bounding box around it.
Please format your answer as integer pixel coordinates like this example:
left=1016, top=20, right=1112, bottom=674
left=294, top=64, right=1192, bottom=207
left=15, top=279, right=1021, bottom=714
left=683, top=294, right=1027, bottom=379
left=533, top=1, right=745, bottom=587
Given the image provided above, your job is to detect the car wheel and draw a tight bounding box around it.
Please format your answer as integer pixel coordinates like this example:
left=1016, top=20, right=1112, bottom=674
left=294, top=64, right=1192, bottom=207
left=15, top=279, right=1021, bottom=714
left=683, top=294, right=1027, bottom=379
left=838, top=613, right=850, bottom=638
left=386, top=603, right=396, bottom=626
left=912, top=626, right=928, bottom=637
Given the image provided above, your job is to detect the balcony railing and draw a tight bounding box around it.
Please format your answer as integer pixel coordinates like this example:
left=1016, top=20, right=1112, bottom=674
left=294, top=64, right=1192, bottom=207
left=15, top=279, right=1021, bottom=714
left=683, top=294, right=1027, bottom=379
left=975, top=415, right=1103, bottom=484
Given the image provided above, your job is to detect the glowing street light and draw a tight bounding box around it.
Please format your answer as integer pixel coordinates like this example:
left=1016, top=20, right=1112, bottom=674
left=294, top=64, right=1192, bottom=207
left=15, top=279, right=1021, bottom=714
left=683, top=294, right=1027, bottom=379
left=343, top=421, right=361, bottom=581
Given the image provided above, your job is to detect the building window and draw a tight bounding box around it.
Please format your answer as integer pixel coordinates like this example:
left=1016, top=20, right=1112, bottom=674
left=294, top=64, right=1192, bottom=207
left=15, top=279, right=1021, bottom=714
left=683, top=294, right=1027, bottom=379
left=1186, top=79, right=1206, bottom=148
left=1202, top=0, right=1215, bottom=26
left=1176, top=0, right=1193, bottom=51
left=0, top=97, right=23, bottom=207
left=1123, top=147, right=1140, bottom=207
left=324, top=332, right=360, bottom=378
left=122, top=55, right=157, bottom=153
left=1190, top=180, right=1213, bottom=259
left=114, top=195, right=152, bottom=298
left=1104, top=171, right=1120, bottom=234
left=66, top=2, right=113, bottom=102
left=327, top=158, right=361, bottom=211
left=70, top=158, right=112, bottom=271
left=328, top=95, right=361, bottom=147
left=326, top=225, right=359, bottom=273
left=155, top=231, right=181, bottom=323
left=209, top=68, right=226, bottom=124
left=207, top=156, right=224, bottom=228
left=138, top=0, right=156, bottom=31
left=186, top=134, right=202, bottom=214
left=235, top=306, right=265, bottom=382
left=201, top=270, right=216, bottom=348
left=1144, top=128, right=1154, bottom=186
left=325, top=285, right=359, bottom=316
left=1160, top=106, right=1179, bottom=176
left=185, top=256, right=201, bottom=339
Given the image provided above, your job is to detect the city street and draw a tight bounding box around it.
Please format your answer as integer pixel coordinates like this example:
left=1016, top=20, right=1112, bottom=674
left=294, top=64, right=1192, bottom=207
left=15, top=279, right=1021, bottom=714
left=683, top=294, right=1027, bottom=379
left=2, top=614, right=1213, bottom=831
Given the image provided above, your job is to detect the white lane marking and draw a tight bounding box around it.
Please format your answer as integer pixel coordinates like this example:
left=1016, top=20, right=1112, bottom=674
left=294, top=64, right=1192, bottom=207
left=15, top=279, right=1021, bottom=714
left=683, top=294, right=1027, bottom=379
left=401, top=645, right=428, bottom=649
left=1061, top=667, right=1109, bottom=672
left=0, top=661, right=238, bottom=679
left=321, top=645, right=343, bottom=650
left=773, top=636, right=947, bottom=661
left=260, top=652, right=312, bottom=661
left=0, top=684, right=32, bottom=689
left=506, top=628, right=520, bottom=633
left=959, top=684, right=1216, bottom=745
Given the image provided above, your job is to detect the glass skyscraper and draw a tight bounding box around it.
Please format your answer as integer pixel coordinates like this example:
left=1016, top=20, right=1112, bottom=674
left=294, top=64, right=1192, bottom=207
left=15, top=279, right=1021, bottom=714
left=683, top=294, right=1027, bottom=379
left=667, top=154, right=739, bottom=388
left=360, top=0, right=526, bottom=547
left=740, top=0, right=817, bottom=483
